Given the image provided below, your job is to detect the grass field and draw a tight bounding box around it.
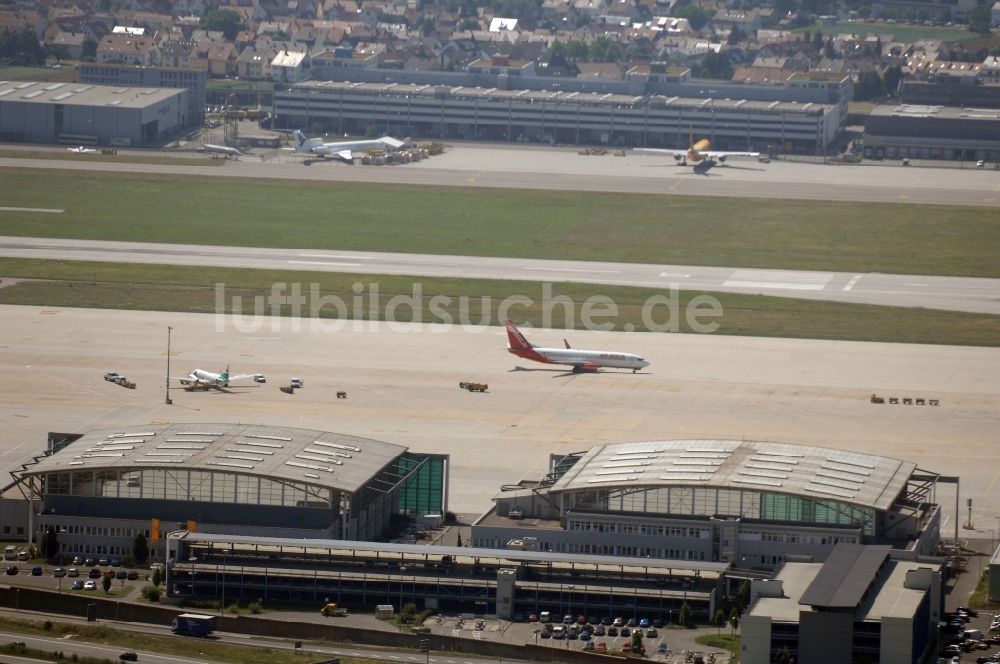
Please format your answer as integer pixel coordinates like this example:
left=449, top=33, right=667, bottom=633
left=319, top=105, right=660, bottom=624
left=1, top=169, right=999, bottom=278
left=0, top=616, right=381, bottom=664
left=792, top=21, right=974, bottom=42
left=0, top=149, right=225, bottom=167
left=2, top=259, right=999, bottom=346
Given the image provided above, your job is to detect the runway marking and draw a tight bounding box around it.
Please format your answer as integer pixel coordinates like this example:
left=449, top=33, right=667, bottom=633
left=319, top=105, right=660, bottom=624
left=842, top=274, right=863, bottom=291
left=899, top=194, right=910, bottom=199
left=525, top=267, right=621, bottom=274
left=659, top=272, right=691, bottom=278
left=723, top=269, right=833, bottom=291
left=287, top=260, right=363, bottom=267
left=0, top=206, right=64, bottom=213
left=298, top=253, right=373, bottom=260
left=902, top=282, right=929, bottom=287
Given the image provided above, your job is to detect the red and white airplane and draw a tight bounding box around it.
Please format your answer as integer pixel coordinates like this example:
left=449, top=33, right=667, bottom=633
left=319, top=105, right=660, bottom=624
left=505, top=320, right=649, bottom=373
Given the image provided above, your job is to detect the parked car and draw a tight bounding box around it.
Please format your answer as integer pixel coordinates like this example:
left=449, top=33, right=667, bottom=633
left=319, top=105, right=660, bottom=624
left=53, top=567, right=66, bottom=578
left=89, top=567, right=102, bottom=578
left=593, top=624, right=605, bottom=636
left=110, top=558, right=122, bottom=567
left=67, top=567, right=79, bottom=577
left=83, top=580, right=96, bottom=590
left=85, top=558, right=97, bottom=567
left=119, top=653, right=138, bottom=662
left=126, top=570, right=139, bottom=580
left=98, top=558, right=109, bottom=566
left=594, top=641, right=607, bottom=653
left=607, top=627, right=619, bottom=637
left=621, top=627, right=631, bottom=637
left=31, top=566, right=42, bottom=576
left=72, top=556, right=83, bottom=565
left=115, top=569, right=127, bottom=579
left=70, top=580, right=84, bottom=590
left=5, top=565, right=17, bottom=575
left=647, top=628, right=658, bottom=638
left=639, top=618, right=650, bottom=628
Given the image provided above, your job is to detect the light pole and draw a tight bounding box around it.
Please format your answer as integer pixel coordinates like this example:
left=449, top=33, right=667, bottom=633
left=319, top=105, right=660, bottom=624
left=165, top=326, right=172, bottom=405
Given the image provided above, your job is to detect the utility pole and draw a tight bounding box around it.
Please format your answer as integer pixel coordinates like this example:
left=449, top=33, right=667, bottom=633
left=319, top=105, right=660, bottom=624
left=165, top=326, right=172, bottom=405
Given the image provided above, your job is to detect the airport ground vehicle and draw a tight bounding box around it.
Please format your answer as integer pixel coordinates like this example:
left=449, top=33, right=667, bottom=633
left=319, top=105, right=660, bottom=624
left=104, top=372, right=123, bottom=382
left=290, top=377, right=304, bottom=388
left=119, top=653, right=138, bottom=661
left=320, top=603, right=348, bottom=617
left=171, top=613, right=216, bottom=636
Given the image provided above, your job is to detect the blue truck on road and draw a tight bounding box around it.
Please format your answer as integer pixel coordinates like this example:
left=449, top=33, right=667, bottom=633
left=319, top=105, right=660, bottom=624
left=171, top=613, right=216, bottom=636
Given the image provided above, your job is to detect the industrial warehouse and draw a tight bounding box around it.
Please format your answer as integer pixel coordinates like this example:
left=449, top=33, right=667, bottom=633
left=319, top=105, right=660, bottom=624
left=472, top=440, right=944, bottom=568
left=0, top=80, right=189, bottom=147
left=272, top=80, right=842, bottom=154
left=12, top=424, right=448, bottom=560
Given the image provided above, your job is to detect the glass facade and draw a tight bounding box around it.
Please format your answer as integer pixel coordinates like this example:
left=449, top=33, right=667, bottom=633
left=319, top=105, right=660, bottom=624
left=43, top=469, right=332, bottom=508
left=566, top=486, right=874, bottom=534
left=397, top=454, right=446, bottom=514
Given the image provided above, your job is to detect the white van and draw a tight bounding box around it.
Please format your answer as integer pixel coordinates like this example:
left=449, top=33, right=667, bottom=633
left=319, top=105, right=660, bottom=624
left=3, top=546, right=14, bottom=560
left=539, top=611, right=552, bottom=623
left=964, top=628, right=984, bottom=641
left=290, top=377, right=303, bottom=388
left=551, top=625, right=566, bottom=639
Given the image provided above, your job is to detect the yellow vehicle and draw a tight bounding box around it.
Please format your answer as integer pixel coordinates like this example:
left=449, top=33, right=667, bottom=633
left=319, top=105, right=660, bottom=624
left=321, top=603, right=348, bottom=617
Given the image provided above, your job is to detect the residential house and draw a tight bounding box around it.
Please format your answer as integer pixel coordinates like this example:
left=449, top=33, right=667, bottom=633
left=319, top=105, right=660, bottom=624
left=188, top=41, right=237, bottom=76
left=271, top=49, right=312, bottom=82
left=96, top=32, right=160, bottom=65
left=46, top=31, right=87, bottom=59
left=237, top=40, right=280, bottom=79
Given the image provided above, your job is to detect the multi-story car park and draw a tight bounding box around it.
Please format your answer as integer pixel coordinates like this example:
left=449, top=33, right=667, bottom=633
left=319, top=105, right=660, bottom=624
left=472, top=440, right=943, bottom=570
left=11, top=424, right=447, bottom=560
left=863, top=103, right=1000, bottom=162
left=272, top=80, right=842, bottom=154
left=0, top=80, right=188, bottom=147
left=165, top=531, right=729, bottom=621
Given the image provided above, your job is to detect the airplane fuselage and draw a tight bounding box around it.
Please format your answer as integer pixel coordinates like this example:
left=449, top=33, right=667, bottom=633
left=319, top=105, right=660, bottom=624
left=508, top=346, right=648, bottom=371
left=191, top=369, right=227, bottom=385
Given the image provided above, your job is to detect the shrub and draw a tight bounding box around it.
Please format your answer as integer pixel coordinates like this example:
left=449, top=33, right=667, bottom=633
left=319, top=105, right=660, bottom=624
left=142, top=584, right=162, bottom=602
left=248, top=601, right=263, bottom=615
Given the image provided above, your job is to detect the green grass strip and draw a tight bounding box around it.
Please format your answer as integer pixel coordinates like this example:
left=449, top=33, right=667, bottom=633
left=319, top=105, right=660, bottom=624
left=1, top=169, right=999, bottom=277
left=2, top=258, right=999, bottom=346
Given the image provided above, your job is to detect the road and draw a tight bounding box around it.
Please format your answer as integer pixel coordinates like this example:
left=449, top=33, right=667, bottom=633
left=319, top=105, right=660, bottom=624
left=2, top=236, right=998, bottom=314
left=3, top=142, right=1000, bottom=206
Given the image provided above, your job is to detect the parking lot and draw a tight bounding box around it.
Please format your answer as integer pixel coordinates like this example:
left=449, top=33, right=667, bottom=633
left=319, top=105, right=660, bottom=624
left=423, top=614, right=733, bottom=663
left=3, top=555, right=151, bottom=597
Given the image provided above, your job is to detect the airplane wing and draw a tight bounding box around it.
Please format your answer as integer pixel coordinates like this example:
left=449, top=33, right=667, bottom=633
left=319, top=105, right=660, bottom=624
left=634, top=148, right=687, bottom=158
left=223, top=373, right=257, bottom=382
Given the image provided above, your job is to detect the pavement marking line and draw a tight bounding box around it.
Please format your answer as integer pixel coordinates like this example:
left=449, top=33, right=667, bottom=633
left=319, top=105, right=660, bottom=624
left=287, top=260, right=364, bottom=267
left=842, top=274, right=863, bottom=291
left=659, top=272, right=691, bottom=278
left=902, top=282, right=929, bottom=287
left=298, top=254, right=374, bottom=260
left=723, top=269, right=833, bottom=291
left=524, top=267, right=621, bottom=274
left=0, top=206, right=65, bottom=213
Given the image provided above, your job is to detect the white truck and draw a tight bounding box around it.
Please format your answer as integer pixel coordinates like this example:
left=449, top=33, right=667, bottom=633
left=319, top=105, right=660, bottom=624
left=104, top=372, right=123, bottom=382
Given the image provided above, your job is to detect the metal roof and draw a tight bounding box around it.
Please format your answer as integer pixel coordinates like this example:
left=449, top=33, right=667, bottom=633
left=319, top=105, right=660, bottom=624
left=0, top=81, right=182, bottom=108
left=798, top=544, right=890, bottom=609
left=549, top=440, right=916, bottom=512
left=23, top=423, right=407, bottom=494
left=172, top=531, right=731, bottom=573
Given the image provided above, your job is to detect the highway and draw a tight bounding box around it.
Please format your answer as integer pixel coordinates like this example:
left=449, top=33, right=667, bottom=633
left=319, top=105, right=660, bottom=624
left=2, top=236, right=998, bottom=314
left=2, top=142, right=1000, bottom=206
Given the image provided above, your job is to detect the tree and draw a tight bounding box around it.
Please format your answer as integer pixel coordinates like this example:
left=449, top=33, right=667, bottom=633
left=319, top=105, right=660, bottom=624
left=151, top=566, right=163, bottom=587
left=713, top=608, right=727, bottom=635
left=728, top=609, right=740, bottom=656
left=102, top=570, right=113, bottom=594
left=40, top=526, right=59, bottom=561
left=132, top=533, right=149, bottom=564
left=679, top=602, right=691, bottom=627
left=202, top=8, right=245, bottom=41
left=727, top=25, right=743, bottom=46
left=735, top=580, right=751, bottom=613
left=47, top=44, right=70, bottom=63
left=883, top=65, right=903, bottom=95
left=968, top=5, right=991, bottom=36
left=81, top=37, right=97, bottom=61
left=630, top=628, right=644, bottom=654
left=855, top=70, right=884, bottom=101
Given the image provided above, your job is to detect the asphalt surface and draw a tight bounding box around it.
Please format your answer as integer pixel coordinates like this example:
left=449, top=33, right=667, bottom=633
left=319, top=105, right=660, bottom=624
left=3, top=142, right=1000, bottom=206
left=2, top=236, right=998, bottom=314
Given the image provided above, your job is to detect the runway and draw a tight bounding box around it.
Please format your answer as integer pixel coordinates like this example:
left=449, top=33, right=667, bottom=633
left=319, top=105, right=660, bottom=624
left=3, top=142, right=1000, bottom=206
left=2, top=236, right=998, bottom=314
left=1, top=305, right=998, bottom=537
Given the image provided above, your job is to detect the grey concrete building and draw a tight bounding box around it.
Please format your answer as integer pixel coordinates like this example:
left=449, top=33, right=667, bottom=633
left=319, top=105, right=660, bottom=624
left=0, top=80, right=188, bottom=147
left=12, top=424, right=448, bottom=561
left=273, top=80, right=842, bottom=153
left=473, top=440, right=942, bottom=570
left=863, top=103, right=1000, bottom=162
left=741, top=544, right=943, bottom=664
left=78, top=63, right=206, bottom=125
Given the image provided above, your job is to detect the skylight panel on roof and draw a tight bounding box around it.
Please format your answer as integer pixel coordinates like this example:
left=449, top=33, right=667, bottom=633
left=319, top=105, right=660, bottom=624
left=754, top=450, right=804, bottom=458
left=602, top=461, right=652, bottom=468
left=732, top=477, right=783, bottom=487
left=286, top=460, right=335, bottom=473
left=827, top=454, right=875, bottom=469
left=175, top=431, right=223, bottom=436
left=69, top=461, right=85, bottom=466
left=218, top=453, right=265, bottom=462
left=685, top=447, right=731, bottom=453
left=313, top=441, right=359, bottom=452
left=295, top=453, right=343, bottom=465
left=136, top=458, right=184, bottom=464
left=680, top=453, right=729, bottom=459
left=16, top=82, right=35, bottom=89
left=145, top=451, right=195, bottom=457
left=304, top=473, right=320, bottom=479
left=595, top=469, right=646, bottom=476
left=741, top=469, right=789, bottom=480
left=23, top=91, right=43, bottom=99
left=658, top=474, right=710, bottom=481
left=108, top=100, right=121, bottom=106
left=587, top=476, right=638, bottom=483
left=247, top=434, right=292, bottom=442
left=87, top=445, right=134, bottom=452
left=749, top=455, right=798, bottom=465
left=303, top=447, right=351, bottom=459
left=822, top=462, right=871, bottom=476
left=227, top=447, right=274, bottom=456
left=52, top=92, right=73, bottom=101
left=746, top=462, right=794, bottom=472
left=44, top=83, right=66, bottom=91
left=672, top=459, right=723, bottom=466
left=103, top=438, right=146, bottom=445
left=109, top=432, right=155, bottom=438
left=0, top=90, right=14, bottom=98
left=207, top=460, right=255, bottom=469
left=72, top=86, right=93, bottom=93
left=78, top=452, right=124, bottom=458
left=816, top=469, right=866, bottom=484
left=811, top=477, right=859, bottom=493
left=159, top=444, right=207, bottom=450
left=237, top=440, right=283, bottom=449
left=662, top=467, right=716, bottom=473
left=166, top=438, right=213, bottom=444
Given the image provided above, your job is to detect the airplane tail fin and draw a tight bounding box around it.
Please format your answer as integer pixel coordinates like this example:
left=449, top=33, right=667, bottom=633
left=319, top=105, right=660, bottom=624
left=293, top=130, right=306, bottom=147
left=505, top=320, right=534, bottom=350
left=564, top=339, right=571, bottom=349
left=220, top=363, right=230, bottom=381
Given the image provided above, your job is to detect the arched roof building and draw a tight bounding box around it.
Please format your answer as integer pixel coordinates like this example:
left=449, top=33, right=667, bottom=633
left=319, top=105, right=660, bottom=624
left=14, top=424, right=448, bottom=559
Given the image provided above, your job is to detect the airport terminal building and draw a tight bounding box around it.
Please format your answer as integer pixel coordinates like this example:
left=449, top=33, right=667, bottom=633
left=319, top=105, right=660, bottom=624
left=272, top=80, right=842, bottom=154
left=12, top=424, right=447, bottom=559
left=473, top=440, right=942, bottom=570
left=0, top=80, right=188, bottom=147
